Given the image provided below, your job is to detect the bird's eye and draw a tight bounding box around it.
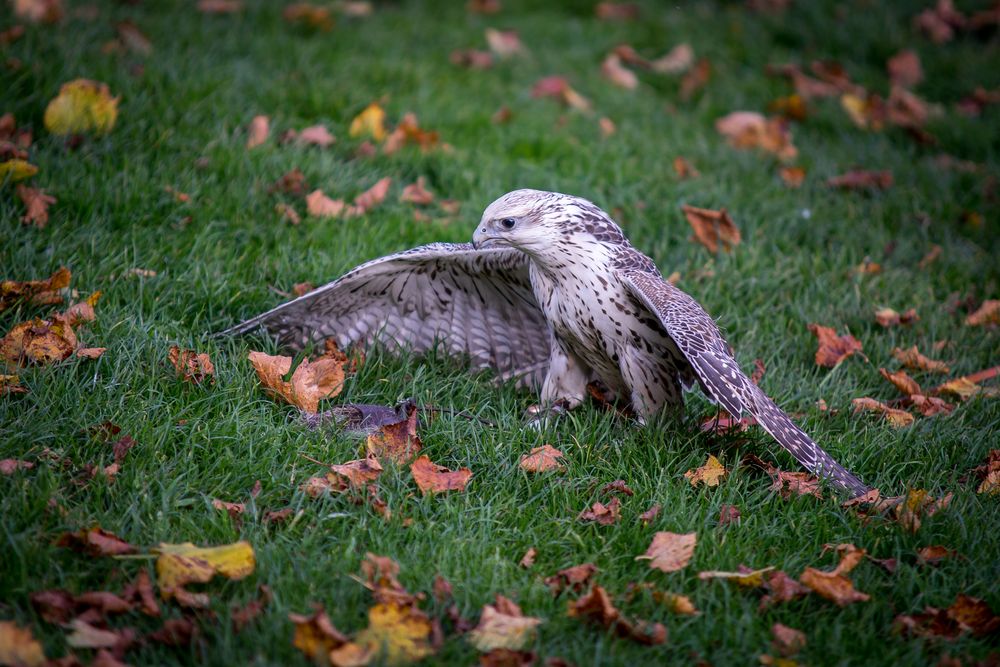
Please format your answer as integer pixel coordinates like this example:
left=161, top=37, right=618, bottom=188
left=499, top=217, right=516, bottom=230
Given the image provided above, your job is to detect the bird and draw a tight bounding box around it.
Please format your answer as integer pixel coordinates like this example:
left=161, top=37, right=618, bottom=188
left=221, top=189, right=871, bottom=497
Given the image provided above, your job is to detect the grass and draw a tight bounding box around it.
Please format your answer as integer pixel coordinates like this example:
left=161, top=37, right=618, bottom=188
left=2, top=0, right=999, bottom=664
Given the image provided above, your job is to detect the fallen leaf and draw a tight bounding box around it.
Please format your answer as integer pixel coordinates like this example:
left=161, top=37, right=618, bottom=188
left=917, top=545, right=956, bottom=565
left=0, top=457, right=33, bottom=473
left=892, top=346, right=949, bottom=373
left=518, top=548, right=536, bottom=569
left=600, top=479, right=634, bottom=496
left=450, top=49, right=494, bottom=69
left=197, top=0, right=243, bottom=13
left=485, top=28, right=523, bottom=58
left=715, top=111, right=796, bottom=160
left=168, top=346, right=215, bottom=384
left=799, top=567, right=869, bottom=606
left=841, top=92, right=883, bottom=129
left=682, top=204, right=741, bottom=253
left=155, top=541, right=255, bottom=604
left=650, top=43, right=693, bottom=73
left=966, top=299, right=1000, bottom=326
left=769, top=94, right=808, bottom=121
left=684, top=454, right=727, bottom=487
left=759, top=570, right=809, bottom=609
left=382, top=114, right=440, bottom=155
left=673, top=156, right=699, bottom=179
left=212, top=499, right=245, bottom=521
left=531, top=77, right=591, bottom=112
left=807, top=323, right=863, bottom=368
left=0, top=158, right=38, bottom=181
left=680, top=58, right=711, bottom=101
left=283, top=3, right=334, bottom=30
left=467, top=0, right=500, bottom=13
left=768, top=468, right=823, bottom=499
left=698, top=565, right=774, bottom=588
left=518, top=444, right=564, bottom=472
left=346, top=177, right=392, bottom=217
left=771, top=623, right=806, bottom=657
left=852, top=397, right=915, bottom=427
left=638, top=504, right=661, bottom=524
left=887, top=50, right=923, bottom=88
left=232, top=585, right=272, bottom=633
left=56, top=526, right=136, bottom=556
left=352, top=602, right=434, bottom=665
left=568, top=585, right=666, bottom=646
left=366, top=405, right=422, bottom=464
left=875, top=307, right=919, bottom=327
left=1, top=267, right=70, bottom=312
left=895, top=594, right=1000, bottom=639
left=913, top=0, right=965, bottom=43
left=601, top=53, right=637, bottom=89
left=595, top=2, right=639, bottom=20
left=577, top=497, right=621, bottom=526
left=246, top=115, right=269, bottom=149
left=296, top=125, right=336, bottom=147
left=543, top=564, right=596, bottom=594
left=349, top=103, right=388, bottom=142
left=306, top=189, right=346, bottom=219
left=15, top=185, right=56, bottom=227
left=879, top=368, right=922, bottom=396
left=330, top=456, right=384, bottom=489
left=467, top=598, right=543, bottom=652
left=65, top=619, right=134, bottom=651
left=248, top=350, right=346, bottom=413
left=636, top=531, right=696, bottom=573
left=115, top=20, right=152, bottom=55
left=289, top=606, right=350, bottom=662
left=148, top=618, right=198, bottom=647
left=400, top=177, right=434, bottom=205
left=909, top=394, right=955, bottom=417
left=122, top=568, right=159, bottom=617
left=778, top=166, right=805, bottom=187
left=894, top=489, right=951, bottom=532
left=410, top=455, right=473, bottom=494
left=43, top=79, right=118, bottom=136
left=0, top=620, right=46, bottom=667
left=827, top=170, right=893, bottom=190
left=12, top=0, right=62, bottom=23
left=718, top=504, right=741, bottom=527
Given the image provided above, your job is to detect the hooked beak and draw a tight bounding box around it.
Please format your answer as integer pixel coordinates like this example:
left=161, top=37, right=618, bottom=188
left=472, top=225, right=501, bottom=250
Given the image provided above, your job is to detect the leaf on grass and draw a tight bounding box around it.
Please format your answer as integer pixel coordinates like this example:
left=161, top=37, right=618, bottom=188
left=909, top=394, right=954, bottom=417
left=577, top=497, right=621, bottom=526
left=122, top=569, right=160, bottom=617
left=155, top=541, right=255, bottom=605
left=350, top=103, right=388, bottom=142
left=518, top=548, right=536, bottom=569
left=684, top=454, right=727, bottom=487
left=680, top=58, right=711, bottom=100
left=698, top=565, right=774, bottom=588
left=248, top=350, right=345, bottom=413
left=682, top=204, right=741, bottom=253
left=887, top=50, right=923, bottom=89
left=246, top=115, right=269, bottom=149
left=295, top=125, right=336, bottom=147
left=600, top=479, right=634, bottom=496
left=799, top=567, right=869, bottom=607
left=596, top=2, right=640, bottom=20
left=65, top=619, right=134, bottom=651
left=1, top=267, right=70, bottom=312
left=651, top=43, right=694, bottom=73
left=892, top=346, right=949, bottom=374
left=601, top=53, right=638, bottom=90
left=383, top=115, right=440, bottom=155
left=56, top=527, right=136, bottom=556
left=43, top=79, right=118, bottom=136
left=0, top=158, right=38, bottom=182
left=168, top=346, right=214, bottom=384
left=965, top=299, right=1000, bottom=326
left=875, top=307, right=919, bottom=328
left=0, top=457, right=33, bottom=473
left=543, top=564, right=596, bottom=595
left=852, top=397, right=915, bottom=427
left=759, top=570, right=810, bottom=609
left=400, top=177, right=434, bottom=205
left=352, top=602, right=434, bottom=665
left=771, top=623, right=806, bottom=657
left=568, top=585, right=666, bottom=646
left=198, top=0, right=243, bottom=13
left=484, top=28, right=524, bottom=58
left=894, top=594, right=1000, bottom=639
left=826, top=170, right=893, bottom=191
left=283, top=3, right=334, bottom=31
left=346, top=177, right=392, bottom=217
left=636, top=531, right=696, bottom=573
left=518, top=444, right=564, bottom=472
left=305, top=189, right=346, bottom=219
left=638, top=504, right=661, bottom=525
left=0, top=620, right=46, bottom=667
left=531, top=76, right=592, bottom=112
left=807, top=323, right=863, bottom=368
left=232, top=584, right=272, bottom=633
left=290, top=605, right=350, bottom=662
left=410, top=455, right=472, bottom=494
left=673, top=156, right=699, bottom=179
left=718, top=504, right=741, bottom=527
left=467, top=597, right=543, bottom=652
left=367, top=405, right=422, bottom=464
left=148, top=618, right=198, bottom=647
left=16, top=185, right=56, bottom=227
left=778, top=166, right=805, bottom=187
left=450, top=49, right=494, bottom=69
left=715, top=111, right=797, bottom=160
left=894, top=489, right=952, bottom=533
left=916, top=545, right=956, bottom=565
left=878, top=368, right=921, bottom=396
left=330, top=456, right=384, bottom=489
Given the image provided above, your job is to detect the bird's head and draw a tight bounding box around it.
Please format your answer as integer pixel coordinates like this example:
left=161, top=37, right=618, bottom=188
left=472, top=189, right=626, bottom=257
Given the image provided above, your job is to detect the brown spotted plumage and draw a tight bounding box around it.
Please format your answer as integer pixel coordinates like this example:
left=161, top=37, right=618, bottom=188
left=222, top=189, right=870, bottom=497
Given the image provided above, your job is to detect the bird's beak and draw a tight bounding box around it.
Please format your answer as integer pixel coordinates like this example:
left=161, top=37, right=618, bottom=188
left=472, top=225, right=499, bottom=250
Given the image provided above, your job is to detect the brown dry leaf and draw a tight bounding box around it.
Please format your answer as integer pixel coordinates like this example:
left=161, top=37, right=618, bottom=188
left=715, top=111, right=797, bottom=160
left=759, top=570, right=810, bottom=609
left=879, top=368, right=922, bottom=396
left=410, top=455, right=473, bottom=494
left=601, top=53, right=638, bottom=90
left=966, top=300, right=1000, bottom=326
left=852, top=397, right=915, bottom=428
left=248, top=350, right=345, bottom=413
left=15, top=185, right=56, bottom=228
left=400, top=177, right=434, bottom=205
left=65, top=618, right=134, bottom=651
left=636, top=531, right=696, bottom=573
left=290, top=606, right=350, bottom=662
left=12, top=0, right=62, bottom=23
left=1, top=267, right=70, bottom=312
left=168, top=346, right=214, bottom=384
left=351, top=602, right=434, bottom=665
left=638, top=504, right=661, bottom=525
left=116, top=20, right=152, bottom=55
left=0, top=620, right=46, bottom=667
left=598, top=117, right=616, bottom=138
left=330, top=456, right=384, bottom=489
left=0, top=458, right=33, bottom=473
left=198, top=0, right=243, bottom=13
left=382, top=114, right=440, bottom=155
left=680, top=58, right=711, bottom=101
left=916, top=545, right=956, bottom=565
left=913, top=0, right=965, bottom=44
left=276, top=202, right=301, bottom=225
left=294, top=125, right=336, bottom=147
left=892, top=346, right=949, bottom=374
left=232, top=585, right=272, bottom=633
left=596, top=2, right=640, bottom=20
left=44, top=79, right=118, bottom=136
left=827, top=170, right=893, bottom=191
left=567, top=585, right=667, bottom=646
left=718, top=504, right=741, bottom=527
left=531, top=77, right=592, bottom=112
left=367, top=405, right=422, bottom=464
left=910, top=394, right=955, bottom=417
left=682, top=204, right=741, bottom=254
left=350, top=103, right=388, bottom=142
left=807, top=323, right=863, bottom=368
left=283, top=3, right=334, bottom=30
left=246, top=115, right=269, bottom=149
left=684, top=454, right=727, bottom=487
left=450, top=49, right=494, bottom=70
left=799, top=567, right=869, bottom=607
left=651, top=43, right=693, bottom=73
left=887, top=50, right=923, bottom=88
left=155, top=541, right=255, bottom=604
left=769, top=469, right=823, bottom=500
left=122, top=568, right=160, bottom=617
left=673, top=156, right=700, bottom=179
left=938, top=377, right=998, bottom=401
left=895, top=594, right=1000, bottom=639
left=875, top=307, right=919, bottom=327
left=467, top=598, right=543, bottom=652
left=1, top=316, right=79, bottom=367
left=467, top=0, right=500, bottom=13
left=543, top=564, right=596, bottom=595
left=518, top=548, right=536, bottom=569
left=485, top=28, right=524, bottom=58
left=769, top=94, right=808, bottom=121
left=771, top=623, right=806, bottom=657
left=518, top=444, right=564, bottom=473
left=894, top=489, right=952, bottom=532
left=778, top=166, right=805, bottom=187
left=212, top=499, right=245, bottom=521
left=600, top=479, right=634, bottom=497
left=0, top=374, right=27, bottom=396
left=346, top=177, right=392, bottom=217
left=306, top=189, right=346, bottom=218
left=698, top=565, right=774, bottom=588
left=56, top=527, right=136, bottom=556
left=271, top=168, right=308, bottom=196
left=918, top=245, right=942, bottom=272
left=577, top=497, right=621, bottom=526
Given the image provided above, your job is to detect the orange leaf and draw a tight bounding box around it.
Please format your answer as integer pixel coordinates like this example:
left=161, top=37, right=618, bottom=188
left=601, top=53, right=637, bottom=89
left=807, top=323, right=863, bottom=368
left=715, top=111, right=797, bottom=160
left=577, top=497, right=620, bottom=525
left=892, top=345, right=949, bottom=374
left=15, top=185, right=56, bottom=228
left=518, top=444, right=564, bottom=472
left=410, top=455, right=472, bottom=494
left=247, top=351, right=345, bottom=413
left=168, top=346, right=215, bottom=384
left=636, top=531, right=696, bottom=573
left=852, top=397, right=915, bottom=428
left=366, top=406, right=422, bottom=464
left=305, top=189, right=346, bottom=218
left=682, top=204, right=741, bottom=253
left=246, top=115, right=269, bottom=149
left=878, top=368, right=921, bottom=396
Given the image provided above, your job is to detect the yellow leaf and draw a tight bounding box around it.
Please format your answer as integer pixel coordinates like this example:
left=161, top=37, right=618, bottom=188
left=354, top=603, right=433, bottom=665
left=155, top=541, right=255, bottom=599
left=349, top=103, right=387, bottom=142
left=684, top=454, right=727, bottom=487
left=44, top=79, right=119, bottom=136
left=0, top=620, right=46, bottom=667
left=467, top=604, right=543, bottom=652
left=636, top=531, right=696, bottom=573
left=698, top=566, right=775, bottom=588
left=0, top=159, right=38, bottom=182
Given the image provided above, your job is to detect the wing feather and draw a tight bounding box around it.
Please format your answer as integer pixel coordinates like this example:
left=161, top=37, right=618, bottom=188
left=220, top=242, right=551, bottom=388
left=621, top=268, right=870, bottom=497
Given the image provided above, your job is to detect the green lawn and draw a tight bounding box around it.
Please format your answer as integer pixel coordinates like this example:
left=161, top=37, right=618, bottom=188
left=2, top=0, right=999, bottom=665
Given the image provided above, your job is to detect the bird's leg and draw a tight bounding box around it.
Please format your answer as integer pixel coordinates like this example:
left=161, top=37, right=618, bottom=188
left=618, top=344, right=685, bottom=427
left=526, top=339, right=589, bottom=426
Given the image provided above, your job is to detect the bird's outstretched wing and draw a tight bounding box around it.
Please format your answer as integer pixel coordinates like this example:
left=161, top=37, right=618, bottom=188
left=220, top=243, right=551, bottom=388
left=620, top=268, right=870, bottom=497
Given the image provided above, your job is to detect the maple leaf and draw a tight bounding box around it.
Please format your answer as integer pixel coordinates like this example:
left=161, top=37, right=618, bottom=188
left=715, top=111, right=797, bottom=160
left=246, top=115, right=269, bottom=149
left=568, top=585, right=667, bottom=645
left=350, top=602, right=434, bottom=665
left=44, top=79, right=118, bottom=136
left=698, top=565, right=774, bottom=588
left=410, top=455, right=473, bottom=494
left=684, top=454, right=727, bottom=487
left=346, top=177, right=392, bottom=216
left=290, top=605, right=350, bottom=662
left=0, top=315, right=83, bottom=366
left=531, top=77, right=592, bottom=112
left=892, top=345, right=950, bottom=374
left=366, top=405, right=422, bottom=464
left=0, top=620, right=46, bottom=667
left=400, top=177, right=434, bottom=205
left=0, top=267, right=70, bottom=312
left=306, top=189, right=346, bottom=218
left=759, top=570, right=809, bottom=609
left=155, top=541, right=255, bottom=606
left=330, top=456, right=384, bottom=489
left=636, top=531, right=696, bottom=573
left=682, top=204, right=741, bottom=253
left=895, top=594, right=1000, bottom=639
left=543, top=563, right=596, bottom=594
left=15, top=185, right=56, bottom=228
left=485, top=28, right=524, bottom=58
left=827, top=170, right=893, bottom=190
left=248, top=350, right=345, bottom=413
left=56, top=527, right=136, bottom=556
left=894, top=489, right=952, bottom=532
left=168, top=346, right=215, bottom=384
left=852, top=397, right=915, bottom=428
left=966, top=299, right=1000, bottom=326
left=577, top=497, right=621, bottom=525
left=467, top=597, right=543, bottom=652
left=807, top=323, right=863, bottom=368
left=601, top=53, right=638, bottom=89
left=518, top=444, right=564, bottom=472
left=350, top=103, right=388, bottom=142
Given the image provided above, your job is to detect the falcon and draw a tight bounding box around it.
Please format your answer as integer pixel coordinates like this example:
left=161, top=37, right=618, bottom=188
left=222, top=189, right=870, bottom=497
